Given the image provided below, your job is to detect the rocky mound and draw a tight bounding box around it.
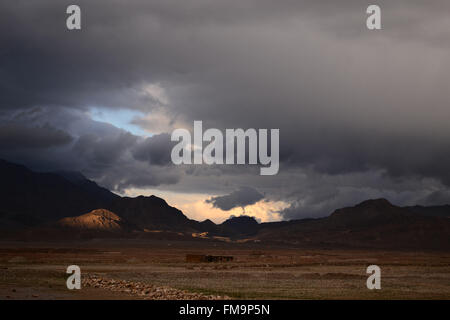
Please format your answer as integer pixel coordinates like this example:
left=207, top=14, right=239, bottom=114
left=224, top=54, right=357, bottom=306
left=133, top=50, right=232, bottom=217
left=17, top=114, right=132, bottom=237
left=82, top=274, right=230, bottom=300
left=58, top=209, right=129, bottom=232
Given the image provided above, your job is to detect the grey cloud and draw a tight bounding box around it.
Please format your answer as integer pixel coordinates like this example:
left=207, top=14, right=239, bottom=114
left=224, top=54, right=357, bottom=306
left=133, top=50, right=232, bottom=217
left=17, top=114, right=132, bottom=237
left=206, top=186, right=264, bottom=211
left=273, top=168, right=450, bottom=219
left=73, top=131, right=138, bottom=170
left=0, top=107, right=182, bottom=191
left=420, top=190, right=450, bottom=206
left=2, top=0, right=448, bottom=111
left=132, top=133, right=175, bottom=166
left=94, top=157, right=183, bottom=193
left=0, top=123, right=72, bottom=149
left=1, top=1, right=450, bottom=218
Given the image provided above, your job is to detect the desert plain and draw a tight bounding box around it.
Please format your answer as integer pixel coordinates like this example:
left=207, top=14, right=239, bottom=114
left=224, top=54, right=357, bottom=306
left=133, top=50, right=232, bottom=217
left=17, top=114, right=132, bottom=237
left=0, top=239, right=448, bottom=300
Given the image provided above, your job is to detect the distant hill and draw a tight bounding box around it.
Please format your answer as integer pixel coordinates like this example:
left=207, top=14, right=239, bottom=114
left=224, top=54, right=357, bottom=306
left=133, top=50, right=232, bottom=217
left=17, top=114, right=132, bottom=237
left=0, top=159, right=196, bottom=233
left=0, top=159, right=118, bottom=228
left=405, top=205, right=450, bottom=218
left=55, top=170, right=117, bottom=203
left=109, top=195, right=199, bottom=232
left=57, top=209, right=132, bottom=232
left=18, top=209, right=137, bottom=241
left=256, top=199, right=450, bottom=250
left=218, top=216, right=259, bottom=237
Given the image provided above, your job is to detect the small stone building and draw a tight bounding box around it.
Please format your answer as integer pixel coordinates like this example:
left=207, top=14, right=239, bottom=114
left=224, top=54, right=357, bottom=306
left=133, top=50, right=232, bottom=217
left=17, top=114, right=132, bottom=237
left=186, top=254, right=233, bottom=263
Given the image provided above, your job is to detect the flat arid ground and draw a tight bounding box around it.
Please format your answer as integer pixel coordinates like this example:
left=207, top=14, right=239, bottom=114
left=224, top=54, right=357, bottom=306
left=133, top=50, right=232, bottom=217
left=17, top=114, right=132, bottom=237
left=0, top=240, right=449, bottom=300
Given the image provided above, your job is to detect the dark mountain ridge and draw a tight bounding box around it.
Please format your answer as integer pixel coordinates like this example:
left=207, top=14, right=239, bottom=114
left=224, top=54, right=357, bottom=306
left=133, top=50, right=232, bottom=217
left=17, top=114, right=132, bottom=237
left=256, top=198, right=450, bottom=250
left=0, top=159, right=449, bottom=250
left=0, top=159, right=192, bottom=233
left=0, top=159, right=117, bottom=227
left=405, top=204, right=450, bottom=218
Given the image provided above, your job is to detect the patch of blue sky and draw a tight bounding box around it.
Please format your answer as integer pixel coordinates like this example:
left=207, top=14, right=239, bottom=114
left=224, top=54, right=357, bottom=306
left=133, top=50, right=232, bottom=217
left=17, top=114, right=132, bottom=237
left=89, top=107, right=150, bottom=137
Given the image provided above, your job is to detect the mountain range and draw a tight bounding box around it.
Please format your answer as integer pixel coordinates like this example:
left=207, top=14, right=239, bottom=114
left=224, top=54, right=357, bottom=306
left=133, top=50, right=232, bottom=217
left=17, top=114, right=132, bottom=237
left=0, top=159, right=449, bottom=250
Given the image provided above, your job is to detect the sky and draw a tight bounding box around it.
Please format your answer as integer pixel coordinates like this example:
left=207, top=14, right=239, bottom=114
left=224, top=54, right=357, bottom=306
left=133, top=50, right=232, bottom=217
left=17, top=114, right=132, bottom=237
left=1, top=0, right=450, bottom=223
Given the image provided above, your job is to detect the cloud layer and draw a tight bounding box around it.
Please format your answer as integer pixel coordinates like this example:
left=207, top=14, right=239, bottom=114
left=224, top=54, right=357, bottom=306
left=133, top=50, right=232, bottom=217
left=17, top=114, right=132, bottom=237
left=1, top=1, right=450, bottom=219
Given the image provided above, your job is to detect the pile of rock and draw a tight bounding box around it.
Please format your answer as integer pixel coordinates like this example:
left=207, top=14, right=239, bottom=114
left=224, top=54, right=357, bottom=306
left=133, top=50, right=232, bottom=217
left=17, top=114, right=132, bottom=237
left=82, top=274, right=229, bottom=300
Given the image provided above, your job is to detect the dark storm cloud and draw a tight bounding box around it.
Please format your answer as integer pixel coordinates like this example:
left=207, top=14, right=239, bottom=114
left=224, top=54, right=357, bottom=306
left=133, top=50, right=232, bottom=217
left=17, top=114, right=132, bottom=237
left=0, top=107, right=182, bottom=191
left=1, top=0, right=447, bottom=111
left=1, top=1, right=450, bottom=218
left=0, top=123, right=72, bottom=149
left=73, top=131, right=137, bottom=169
left=132, top=133, right=174, bottom=166
left=95, top=157, right=182, bottom=192
left=206, top=187, right=264, bottom=211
